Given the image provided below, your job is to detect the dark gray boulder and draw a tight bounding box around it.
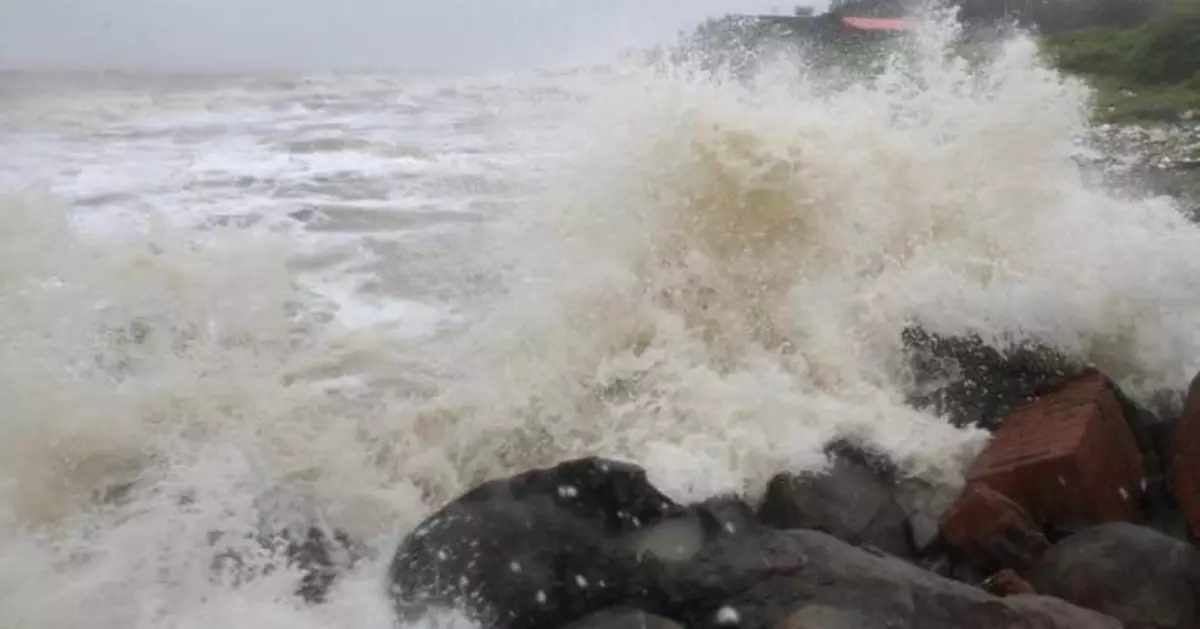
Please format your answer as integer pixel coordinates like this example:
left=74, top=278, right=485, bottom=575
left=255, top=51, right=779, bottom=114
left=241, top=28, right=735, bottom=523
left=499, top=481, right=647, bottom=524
left=1108, top=376, right=1175, bottom=519
left=757, top=441, right=914, bottom=559
left=387, top=457, right=686, bottom=629
left=387, top=457, right=1121, bottom=629
left=1005, top=596, right=1124, bottom=629
left=642, top=529, right=1121, bottom=629
left=1026, top=522, right=1200, bottom=629
left=774, top=604, right=890, bottom=629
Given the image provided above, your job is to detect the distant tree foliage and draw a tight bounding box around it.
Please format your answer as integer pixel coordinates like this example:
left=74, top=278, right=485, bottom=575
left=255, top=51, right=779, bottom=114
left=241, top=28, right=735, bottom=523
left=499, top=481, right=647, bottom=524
left=1046, top=0, right=1200, bottom=83
left=671, top=0, right=1194, bottom=94
left=1128, top=0, right=1200, bottom=82
left=827, top=0, right=1166, bottom=32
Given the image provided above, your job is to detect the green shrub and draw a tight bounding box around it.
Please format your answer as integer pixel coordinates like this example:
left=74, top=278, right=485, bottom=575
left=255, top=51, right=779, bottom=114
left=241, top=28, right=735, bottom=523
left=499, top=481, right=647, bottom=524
left=1045, top=27, right=1139, bottom=76
left=1045, top=0, right=1200, bottom=84
left=1127, top=0, right=1200, bottom=82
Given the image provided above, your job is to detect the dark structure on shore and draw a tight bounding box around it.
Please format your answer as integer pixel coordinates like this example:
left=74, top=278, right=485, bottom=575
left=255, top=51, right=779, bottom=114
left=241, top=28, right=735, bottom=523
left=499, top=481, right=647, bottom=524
left=819, top=0, right=1166, bottom=33
left=729, top=0, right=1169, bottom=43
left=747, top=8, right=915, bottom=44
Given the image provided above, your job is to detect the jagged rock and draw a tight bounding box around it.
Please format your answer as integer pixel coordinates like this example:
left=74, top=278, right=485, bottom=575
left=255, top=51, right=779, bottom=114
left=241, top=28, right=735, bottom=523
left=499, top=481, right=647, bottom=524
left=891, top=476, right=958, bottom=555
left=1026, top=522, right=1200, bottom=629
left=388, top=457, right=1123, bottom=629
left=1108, top=375, right=1174, bottom=510
left=901, top=329, right=1170, bottom=525
left=962, top=370, right=1148, bottom=536
left=643, top=528, right=1119, bottom=629
left=691, top=495, right=764, bottom=539
left=901, top=326, right=1083, bottom=430
left=387, top=457, right=685, bottom=629
left=757, top=441, right=913, bottom=559
left=940, top=483, right=1049, bottom=576
left=1170, top=370, right=1200, bottom=538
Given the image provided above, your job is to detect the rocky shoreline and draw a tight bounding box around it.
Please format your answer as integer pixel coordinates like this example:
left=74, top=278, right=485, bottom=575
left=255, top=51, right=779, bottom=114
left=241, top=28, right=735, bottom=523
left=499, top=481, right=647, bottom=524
left=1079, top=120, right=1200, bottom=213
left=247, top=327, right=1200, bottom=629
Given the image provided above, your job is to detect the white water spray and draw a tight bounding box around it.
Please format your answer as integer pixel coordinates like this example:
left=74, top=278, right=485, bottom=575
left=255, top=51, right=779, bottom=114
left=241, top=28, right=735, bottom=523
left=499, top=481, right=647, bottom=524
left=1, top=10, right=1198, bottom=629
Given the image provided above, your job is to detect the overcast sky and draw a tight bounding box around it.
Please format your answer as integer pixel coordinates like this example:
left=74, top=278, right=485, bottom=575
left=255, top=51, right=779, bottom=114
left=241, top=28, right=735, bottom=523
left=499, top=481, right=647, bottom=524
left=0, top=0, right=827, bottom=73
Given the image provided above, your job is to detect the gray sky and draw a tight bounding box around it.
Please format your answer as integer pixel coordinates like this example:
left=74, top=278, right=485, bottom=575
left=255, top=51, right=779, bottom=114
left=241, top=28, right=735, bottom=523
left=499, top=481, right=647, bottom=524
left=0, top=0, right=825, bottom=73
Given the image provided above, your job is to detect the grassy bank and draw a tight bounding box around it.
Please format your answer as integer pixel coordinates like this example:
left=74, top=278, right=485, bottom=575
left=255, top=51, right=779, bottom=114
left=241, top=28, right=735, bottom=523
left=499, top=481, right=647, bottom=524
left=1041, top=0, right=1200, bottom=122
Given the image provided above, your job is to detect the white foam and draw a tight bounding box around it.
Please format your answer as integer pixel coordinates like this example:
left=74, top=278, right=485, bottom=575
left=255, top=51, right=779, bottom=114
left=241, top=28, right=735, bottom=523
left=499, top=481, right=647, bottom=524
left=1, top=10, right=1198, bottom=629
left=393, top=11, right=1199, bottom=502
left=305, top=276, right=454, bottom=336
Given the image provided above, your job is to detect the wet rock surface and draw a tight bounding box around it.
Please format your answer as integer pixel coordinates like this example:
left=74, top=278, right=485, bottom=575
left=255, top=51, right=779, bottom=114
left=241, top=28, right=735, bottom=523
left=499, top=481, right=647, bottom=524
left=1027, top=522, right=1200, bottom=629
left=1170, top=370, right=1200, bottom=538
left=563, top=608, right=683, bottom=629
left=927, top=360, right=1200, bottom=627
left=173, top=341, right=1200, bottom=629
left=386, top=456, right=1126, bottom=629
left=900, top=326, right=1083, bottom=431
left=352, top=339, right=1200, bottom=628
left=939, top=483, right=1050, bottom=575
left=647, top=528, right=1117, bottom=629
left=757, top=441, right=913, bottom=559
left=1003, top=595, right=1124, bottom=629
left=387, top=456, right=683, bottom=629
left=775, top=604, right=887, bottom=629
left=964, top=369, right=1147, bottom=532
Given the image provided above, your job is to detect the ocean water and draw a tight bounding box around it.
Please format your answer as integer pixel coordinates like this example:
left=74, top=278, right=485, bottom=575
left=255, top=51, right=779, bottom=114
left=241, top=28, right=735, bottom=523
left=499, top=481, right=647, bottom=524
left=2, top=13, right=1199, bottom=629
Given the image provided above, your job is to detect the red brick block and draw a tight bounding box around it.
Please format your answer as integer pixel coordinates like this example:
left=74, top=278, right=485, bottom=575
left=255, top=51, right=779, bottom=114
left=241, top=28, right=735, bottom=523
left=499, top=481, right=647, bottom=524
left=966, top=370, right=1146, bottom=526
left=1169, top=372, right=1200, bottom=537
left=940, top=483, right=1050, bottom=573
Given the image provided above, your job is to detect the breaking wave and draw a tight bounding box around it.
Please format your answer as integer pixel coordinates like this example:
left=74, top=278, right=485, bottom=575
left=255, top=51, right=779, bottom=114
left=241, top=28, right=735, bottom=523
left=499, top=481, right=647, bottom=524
left=2, top=9, right=1198, bottom=629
